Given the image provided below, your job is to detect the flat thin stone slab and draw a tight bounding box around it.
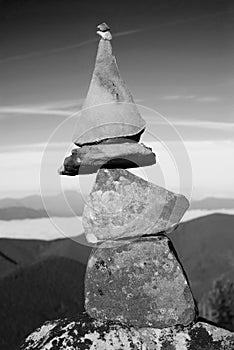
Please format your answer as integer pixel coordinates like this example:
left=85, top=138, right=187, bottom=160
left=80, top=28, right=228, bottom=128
left=21, top=316, right=234, bottom=350
left=59, top=143, right=156, bottom=176
left=85, top=235, right=196, bottom=328
left=83, top=169, right=189, bottom=242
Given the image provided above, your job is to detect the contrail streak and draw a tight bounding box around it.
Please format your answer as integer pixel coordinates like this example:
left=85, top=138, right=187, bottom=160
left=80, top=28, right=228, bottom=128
left=0, top=38, right=97, bottom=63
left=0, top=10, right=232, bottom=64
left=0, top=28, right=144, bottom=64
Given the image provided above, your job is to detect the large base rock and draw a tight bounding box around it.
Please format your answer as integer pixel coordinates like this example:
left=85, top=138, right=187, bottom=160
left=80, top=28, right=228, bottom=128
left=21, top=315, right=234, bottom=350
left=21, top=313, right=142, bottom=350
left=83, top=168, right=189, bottom=242
left=59, top=143, right=156, bottom=175
left=85, top=235, right=196, bottom=328
left=140, top=321, right=234, bottom=349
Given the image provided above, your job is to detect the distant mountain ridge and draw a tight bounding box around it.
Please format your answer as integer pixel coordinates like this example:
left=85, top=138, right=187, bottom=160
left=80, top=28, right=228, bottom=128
left=0, top=207, right=48, bottom=221
left=0, top=193, right=234, bottom=220
left=190, top=197, right=234, bottom=210
left=0, top=191, right=86, bottom=220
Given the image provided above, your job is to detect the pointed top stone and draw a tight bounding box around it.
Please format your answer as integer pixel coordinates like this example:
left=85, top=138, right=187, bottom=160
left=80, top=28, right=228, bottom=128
left=97, top=22, right=110, bottom=32
left=96, top=22, right=112, bottom=40
left=73, top=23, right=146, bottom=146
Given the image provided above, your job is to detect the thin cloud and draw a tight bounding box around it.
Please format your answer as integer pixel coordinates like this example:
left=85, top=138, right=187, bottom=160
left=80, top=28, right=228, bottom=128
left=196, top=97, right=221, bottom=102
left=161, top=95, right=196, bottom=101
left=0, top=142, right=71, bottom=153
left=161, top=119, right=234, bottom=131
left=161, top=95, right=221, bottom=102
left=0, top=100, right=83, bottom=118
left=0, top=106, right=70, bottom=116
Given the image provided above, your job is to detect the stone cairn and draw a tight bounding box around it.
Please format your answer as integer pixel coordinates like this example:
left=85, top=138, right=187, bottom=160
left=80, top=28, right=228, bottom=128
left=21, top=23, right=234, bottom=349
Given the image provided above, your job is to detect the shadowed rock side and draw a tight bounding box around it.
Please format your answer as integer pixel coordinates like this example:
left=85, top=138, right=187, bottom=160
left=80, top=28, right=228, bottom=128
left=59, top=143, right=156, bottom=175
left=83, top=168, right=189, bottom=242
left=73, top=25, right=145, bottom=146
left=85, top=235, right=196, bottom=328
left=21, top=314, right=234, bottom=350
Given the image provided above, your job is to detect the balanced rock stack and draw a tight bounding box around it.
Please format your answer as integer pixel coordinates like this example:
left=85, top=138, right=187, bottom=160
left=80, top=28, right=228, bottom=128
left=21, top=23, right=234, bottom=349
left=59, top=22, right=155, bottom=175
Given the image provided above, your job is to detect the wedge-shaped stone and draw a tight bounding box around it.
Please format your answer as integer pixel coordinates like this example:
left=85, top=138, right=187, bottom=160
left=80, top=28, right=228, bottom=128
left=85, top=235, right=196, bottom=328
left=73, top=24, right=145, bottom=146
left=59, top=143, right=156, bottom=175
left=21, top=316, right=234, bottom=350
left=83, top=169, right=189, bottom=242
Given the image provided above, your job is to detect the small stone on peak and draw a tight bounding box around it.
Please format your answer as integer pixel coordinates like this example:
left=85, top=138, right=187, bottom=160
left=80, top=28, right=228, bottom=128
left=97, top=22, right=110, bottom=32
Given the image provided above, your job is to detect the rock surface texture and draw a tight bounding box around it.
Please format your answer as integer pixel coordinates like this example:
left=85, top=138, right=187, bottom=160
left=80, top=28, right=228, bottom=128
left=73, top=25, right=145, bottom=146
left=59, top=143, right=156, bottom=175
left=21, top=314, right=234, bottom=350
left=85, top=235, right=196, bottom=328
left=83, top=168, right=189, bottom=242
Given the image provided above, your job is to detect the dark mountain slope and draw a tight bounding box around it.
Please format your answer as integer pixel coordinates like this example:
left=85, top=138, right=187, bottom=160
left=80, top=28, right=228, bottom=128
left=0, top=256, right=86, bottom=350
left=0, top=235, right=91, bottom=278
left=170, top=213, right=234, bottom=299
left=0, top=214, right=234, bottom=301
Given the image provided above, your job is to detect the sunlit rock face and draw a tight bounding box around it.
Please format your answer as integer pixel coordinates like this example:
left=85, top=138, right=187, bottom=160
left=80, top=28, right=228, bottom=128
left=83, top=169, right=189, bottom=242
left=21, top=314, right=143, bottom=350
left=21, top=315, right=234, bottom=350
left=85, top=235, right=196, bottom=328
left=59, top=143, right=156, bottom=175
left=139, top=322, right=234, bottom=350
left=73, top=29, right=145, bottom=146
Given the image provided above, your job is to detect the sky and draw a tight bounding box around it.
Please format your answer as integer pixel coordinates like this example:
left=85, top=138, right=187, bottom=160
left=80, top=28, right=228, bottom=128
left=0, top=0, right=234, bottom=200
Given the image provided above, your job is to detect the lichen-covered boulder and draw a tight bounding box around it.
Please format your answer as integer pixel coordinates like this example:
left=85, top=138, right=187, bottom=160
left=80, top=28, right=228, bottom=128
left=83, top=168, right=189, bottom=243
left=139, top=321, right=234, bottom=349
left=20, top=313, right=143, bottom=350
left=85, top=235, right=196, bottom=328
left=21, top=316, right=234, bottom=350
left=59, top=143, right=156, bottom=176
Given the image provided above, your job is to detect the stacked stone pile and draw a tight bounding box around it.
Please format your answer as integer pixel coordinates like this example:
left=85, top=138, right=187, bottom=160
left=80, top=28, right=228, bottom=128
left=21, top=23, right=234, bottom=349
left=59, top=22, right=155, bottom=176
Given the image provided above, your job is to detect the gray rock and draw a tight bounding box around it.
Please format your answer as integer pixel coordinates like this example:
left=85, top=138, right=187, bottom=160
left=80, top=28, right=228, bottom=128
left=140, top=321, right=234, bottom=349
left=85, top=235, right=196, bottom=328
left=59, top=143, right=156, bottom=176
left=83, top=169, right=189, bottom=242
left=21, top=314, right=142, bottom=350
left=21, top=315, right=234, bottom=349
left=97, top=22, right=110, bottom=32
left=73, top=27, right=145, bottom=146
